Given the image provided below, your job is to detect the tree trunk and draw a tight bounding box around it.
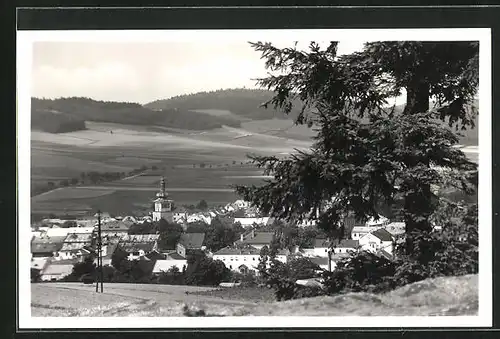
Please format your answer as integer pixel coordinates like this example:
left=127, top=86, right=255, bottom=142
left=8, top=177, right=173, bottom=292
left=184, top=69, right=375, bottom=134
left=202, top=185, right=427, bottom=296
left=402, top=80, right=433, bottom=257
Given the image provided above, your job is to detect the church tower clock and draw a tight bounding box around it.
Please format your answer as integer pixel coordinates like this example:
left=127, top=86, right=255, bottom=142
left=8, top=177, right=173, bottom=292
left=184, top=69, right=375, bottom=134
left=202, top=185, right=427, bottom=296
left=152, top=177, right=174, bottom=222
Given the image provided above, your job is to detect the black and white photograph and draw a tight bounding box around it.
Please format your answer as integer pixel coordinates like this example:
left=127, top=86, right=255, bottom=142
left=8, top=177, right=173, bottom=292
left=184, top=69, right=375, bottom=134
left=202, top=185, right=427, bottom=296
left=17, top=28, right=491, bottom=328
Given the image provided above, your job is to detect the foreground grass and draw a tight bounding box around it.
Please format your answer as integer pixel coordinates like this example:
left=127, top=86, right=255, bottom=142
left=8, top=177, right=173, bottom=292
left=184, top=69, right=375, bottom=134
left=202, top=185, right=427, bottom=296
left=189, top=286, right=276, bottom=303
left=31, top=275, right=478, bottom=317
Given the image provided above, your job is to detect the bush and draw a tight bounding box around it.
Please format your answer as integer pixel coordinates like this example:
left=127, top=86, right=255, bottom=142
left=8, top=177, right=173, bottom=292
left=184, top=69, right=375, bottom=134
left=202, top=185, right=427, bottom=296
left=267, top=277, right=325, bottom=301
left=184, top=251, right=231, bottom=286
left=229, top=271, right=258, bottom=287
left=322, top=251, right=396, bottom=295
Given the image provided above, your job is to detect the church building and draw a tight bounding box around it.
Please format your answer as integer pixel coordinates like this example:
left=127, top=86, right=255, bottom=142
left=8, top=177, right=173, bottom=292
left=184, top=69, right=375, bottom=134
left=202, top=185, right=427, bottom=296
left=152, top=177, right=174, bottom=222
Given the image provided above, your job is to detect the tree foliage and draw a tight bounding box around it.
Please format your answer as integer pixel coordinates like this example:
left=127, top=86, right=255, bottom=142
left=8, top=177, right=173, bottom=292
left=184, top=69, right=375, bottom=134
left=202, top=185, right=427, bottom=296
left=236, top=41, right=478, bottom=259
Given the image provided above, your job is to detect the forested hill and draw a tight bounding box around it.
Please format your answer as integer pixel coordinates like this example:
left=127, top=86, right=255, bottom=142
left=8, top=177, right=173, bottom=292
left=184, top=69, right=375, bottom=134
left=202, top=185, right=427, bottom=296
left=145, top=88, right=303, bottom=120
left=31, top=97, right=243, bottom=132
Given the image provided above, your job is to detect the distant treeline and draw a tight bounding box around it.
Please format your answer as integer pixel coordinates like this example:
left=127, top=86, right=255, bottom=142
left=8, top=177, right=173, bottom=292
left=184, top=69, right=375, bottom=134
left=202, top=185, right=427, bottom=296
left=145, top=88, right=303, bottom=121
left=31, top=97, right=242, bottom=132
left=31, top=108, right=87, bottom=133
left=31, top=164, right=152, bottom=197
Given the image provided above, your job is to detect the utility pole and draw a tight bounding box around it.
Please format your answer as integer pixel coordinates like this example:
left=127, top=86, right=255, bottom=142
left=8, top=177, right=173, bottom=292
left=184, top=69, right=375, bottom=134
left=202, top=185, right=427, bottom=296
left=95, top=210, right=104, bottom=293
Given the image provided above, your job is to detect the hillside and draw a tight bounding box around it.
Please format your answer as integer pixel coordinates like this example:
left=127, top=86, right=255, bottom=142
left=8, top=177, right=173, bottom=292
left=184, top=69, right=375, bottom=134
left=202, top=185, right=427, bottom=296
left=146, top=89, right=478, bottom=145
left=31, top=97, right=242, bottom=132
left=146, top=88, right=302, bottom=121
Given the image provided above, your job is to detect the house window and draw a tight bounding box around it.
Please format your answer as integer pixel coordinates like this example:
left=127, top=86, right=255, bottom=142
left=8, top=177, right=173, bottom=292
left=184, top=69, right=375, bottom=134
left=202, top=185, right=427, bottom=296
left=325, top=249, right=327, bottom=252
left=229, top=265, right=232, bottom=269
left=252, top=257, right=255, bottom=261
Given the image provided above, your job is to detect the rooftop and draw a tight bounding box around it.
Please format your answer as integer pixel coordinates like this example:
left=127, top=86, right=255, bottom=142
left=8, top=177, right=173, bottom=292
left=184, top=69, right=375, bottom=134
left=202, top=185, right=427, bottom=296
left=60, top=242, right=91, bottom=252
left=166, top=252, right=186, bottom=260
left=371, top=228, right=394, bottom=242
left=101, top=220, right=133, bottom=232
left=178, top=233, right=205, bottom=249
left=214, top=246, right=261, bottom=256
left=120, top=234, right=159, bottom=243
left=41, top=263, right=74, bottom=276
left=330, top=239, right=360, bottom=249
left=63, top=232, right=93, bottom=243
left=120, top=242, right=155, bottom=253
left=31, top=235, right=67, bottom=245
left=236, top=231, right=275, bottom=245
left=31, top=242, right=63, bottom=254
left=153, top=259, right=188, bottom=273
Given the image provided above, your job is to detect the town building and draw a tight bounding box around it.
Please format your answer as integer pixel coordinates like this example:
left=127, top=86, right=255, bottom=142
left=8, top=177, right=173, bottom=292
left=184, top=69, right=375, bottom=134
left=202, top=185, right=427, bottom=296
left=56, top=232, right=94, bottom=261
left=176, top=233, right=206, bottom=258
left=45, top=226, right=95, bottom=238
left=116, top=234, right=160, bottom=260
left=358, top=228, right=395, bottom=254
left=213, top=245, right=289, bottom=274
left=39, top=259, right=79, bottom=281
left=152, top=259, right=187, bottom=275
left=306, top=238, right=359, bottom=258
left=234, top=230, right=275, bottom=250
left=120, top=242, right=156, bottom=261
left=351, top=226, right=384, bottom=240
left=152, top=177, right=174, bottom=222
left=233, top=217, right=271, bottom=229
left=100, top=220, right=133, bottom=243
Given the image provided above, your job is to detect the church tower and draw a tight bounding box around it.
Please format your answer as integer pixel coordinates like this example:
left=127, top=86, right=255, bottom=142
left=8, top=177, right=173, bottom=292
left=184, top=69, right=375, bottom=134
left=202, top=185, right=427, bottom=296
left=152, top=177, right=174, bottom=222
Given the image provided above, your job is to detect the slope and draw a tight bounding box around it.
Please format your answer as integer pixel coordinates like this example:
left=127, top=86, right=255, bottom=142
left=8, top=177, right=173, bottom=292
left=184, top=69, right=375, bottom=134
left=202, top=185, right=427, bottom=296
left=31, top=97, right=242, bottom=132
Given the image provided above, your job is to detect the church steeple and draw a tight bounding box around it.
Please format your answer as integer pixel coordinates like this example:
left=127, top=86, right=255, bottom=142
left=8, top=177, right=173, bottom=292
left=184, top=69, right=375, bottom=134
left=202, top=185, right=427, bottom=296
left=157, top=176, right=167, bottom=198
left=153, top=176, right=173, bottom=222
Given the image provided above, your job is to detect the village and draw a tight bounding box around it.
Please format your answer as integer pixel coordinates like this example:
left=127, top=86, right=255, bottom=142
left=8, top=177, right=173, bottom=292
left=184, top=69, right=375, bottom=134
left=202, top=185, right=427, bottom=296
left=30, top=176, right=415, bottom=284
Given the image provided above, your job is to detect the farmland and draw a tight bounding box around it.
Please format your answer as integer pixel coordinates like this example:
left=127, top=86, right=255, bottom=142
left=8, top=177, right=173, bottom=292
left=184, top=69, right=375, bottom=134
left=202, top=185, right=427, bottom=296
left=30, top=119, right=309, bottom=217
left=30, top=114, right=479, bottom=218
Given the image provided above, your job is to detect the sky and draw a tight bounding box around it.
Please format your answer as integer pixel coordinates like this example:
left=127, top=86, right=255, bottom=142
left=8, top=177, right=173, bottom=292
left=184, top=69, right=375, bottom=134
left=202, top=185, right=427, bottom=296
left=31, top=41, right=365, bottom=104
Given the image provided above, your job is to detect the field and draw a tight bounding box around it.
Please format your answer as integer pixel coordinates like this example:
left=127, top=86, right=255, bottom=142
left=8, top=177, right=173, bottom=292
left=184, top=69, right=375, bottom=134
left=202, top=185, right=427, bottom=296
left=30, top=274, right=478, bottom=317
left=30, top=119, right=479, bottom=218
left=30, top=120, right=310, bottom=217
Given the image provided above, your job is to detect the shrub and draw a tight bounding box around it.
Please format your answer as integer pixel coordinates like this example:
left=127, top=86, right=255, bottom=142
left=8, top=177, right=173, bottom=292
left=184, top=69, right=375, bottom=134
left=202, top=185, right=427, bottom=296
left=322, top=251, right=396, bottom=295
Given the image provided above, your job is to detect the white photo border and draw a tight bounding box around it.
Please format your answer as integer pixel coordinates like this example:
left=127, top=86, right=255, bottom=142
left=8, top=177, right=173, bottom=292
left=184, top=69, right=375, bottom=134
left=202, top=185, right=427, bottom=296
left=17, top=28, right=492, bottom=329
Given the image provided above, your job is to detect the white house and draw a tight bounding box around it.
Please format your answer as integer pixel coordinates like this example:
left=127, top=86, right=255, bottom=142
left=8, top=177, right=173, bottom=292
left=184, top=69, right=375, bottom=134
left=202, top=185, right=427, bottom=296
left=213, top=246, right=288, bottom=274
left=186, top=213, right=212, bottom=225
left=56, top=232, right=94, bottom=260
left=152, top=259, right=187, bottom=275
left=233, top=199, right=251, bottom=209
left=173, top=210, right=188, bottom=223
left=358, top=228, right=394, bottom=255
left=297, top=219, right=317, bottom=227
left=120, top=242, right=156, bottom=260
left=351, top=226, right=384, bottom=240
left=233, top=217, right=270, bottom=229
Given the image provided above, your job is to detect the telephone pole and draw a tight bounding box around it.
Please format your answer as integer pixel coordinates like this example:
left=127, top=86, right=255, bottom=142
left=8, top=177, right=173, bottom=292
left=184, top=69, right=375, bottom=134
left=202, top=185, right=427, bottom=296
left=95, top=210, right=104, bottom=293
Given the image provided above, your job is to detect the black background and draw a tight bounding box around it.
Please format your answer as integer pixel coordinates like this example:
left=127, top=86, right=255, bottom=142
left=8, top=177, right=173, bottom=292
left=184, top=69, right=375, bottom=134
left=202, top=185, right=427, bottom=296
left=5, top=3, right=500, bottom=339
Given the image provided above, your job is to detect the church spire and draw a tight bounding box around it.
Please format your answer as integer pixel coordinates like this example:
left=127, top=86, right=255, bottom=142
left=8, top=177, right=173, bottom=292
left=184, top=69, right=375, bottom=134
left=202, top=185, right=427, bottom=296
left=157, top=176, right=167, bottom=198
left=161, top=176, right=166, bottom=196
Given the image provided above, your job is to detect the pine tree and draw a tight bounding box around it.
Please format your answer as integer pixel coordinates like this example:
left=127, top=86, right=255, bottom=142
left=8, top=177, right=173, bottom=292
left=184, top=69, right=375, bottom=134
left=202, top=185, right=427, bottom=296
left=235, top=41, right=478, bottom=260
